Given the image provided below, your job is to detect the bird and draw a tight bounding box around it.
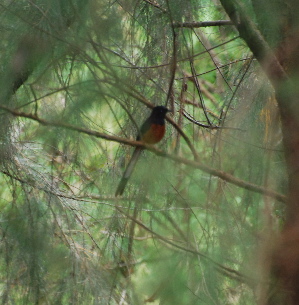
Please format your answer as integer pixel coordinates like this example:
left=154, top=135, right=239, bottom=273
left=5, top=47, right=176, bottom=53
left=115, top=105, right=170, bottom=196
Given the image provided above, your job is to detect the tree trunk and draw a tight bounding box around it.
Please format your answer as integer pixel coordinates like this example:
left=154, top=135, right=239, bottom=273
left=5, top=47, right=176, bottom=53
left=219, top=0, right=299, bottom=303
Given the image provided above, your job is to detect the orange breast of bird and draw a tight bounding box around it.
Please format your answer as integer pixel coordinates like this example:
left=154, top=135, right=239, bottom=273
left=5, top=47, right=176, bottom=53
left=141, top=124, right=165, bottom=144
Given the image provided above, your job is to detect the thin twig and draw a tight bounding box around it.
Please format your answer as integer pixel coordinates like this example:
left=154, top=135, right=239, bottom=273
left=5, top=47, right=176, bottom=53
left=189, top=58, right=212, bottom=125
left=182, top=110, right=244, bottom=130
left=114, top=205, right=252, bottom=285
left=143, top=0, right=167, bottom=13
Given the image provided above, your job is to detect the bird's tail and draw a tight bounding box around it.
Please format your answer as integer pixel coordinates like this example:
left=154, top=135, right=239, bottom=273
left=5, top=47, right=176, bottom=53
left=115, top=147, right=142, bottom=196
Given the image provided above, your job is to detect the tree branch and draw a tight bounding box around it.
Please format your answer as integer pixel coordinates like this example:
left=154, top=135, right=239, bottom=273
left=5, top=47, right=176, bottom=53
left=2, top=105, right=286, bottom=203
left=173, top=20, right=233, bottom=28
left=219, top=0, right=287, bottom=85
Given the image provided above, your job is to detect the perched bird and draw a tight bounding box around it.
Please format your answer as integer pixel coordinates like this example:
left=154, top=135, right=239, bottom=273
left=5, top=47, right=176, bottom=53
left=115, top=106, right=170, bottom=196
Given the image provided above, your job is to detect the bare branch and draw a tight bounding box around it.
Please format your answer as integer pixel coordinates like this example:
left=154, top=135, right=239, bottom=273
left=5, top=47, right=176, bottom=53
left=1, top=105, right=286, bottom=203
left=219, top=0, right=287, bottom=85
left=173, top=20, right=233, bottom=28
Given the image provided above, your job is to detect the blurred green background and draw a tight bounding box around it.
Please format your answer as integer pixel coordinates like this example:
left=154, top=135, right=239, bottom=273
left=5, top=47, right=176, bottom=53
left=0, top=0, right=286, bottom=304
